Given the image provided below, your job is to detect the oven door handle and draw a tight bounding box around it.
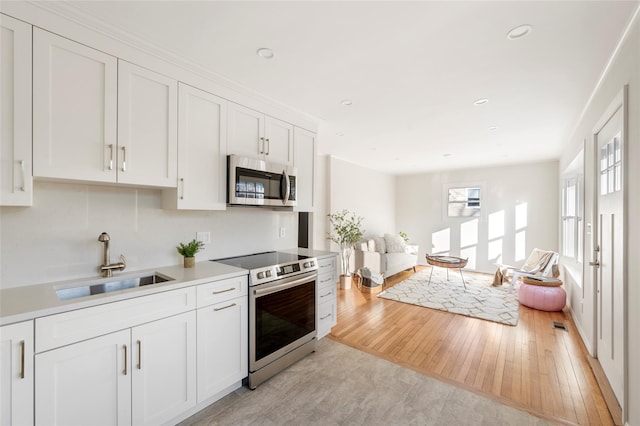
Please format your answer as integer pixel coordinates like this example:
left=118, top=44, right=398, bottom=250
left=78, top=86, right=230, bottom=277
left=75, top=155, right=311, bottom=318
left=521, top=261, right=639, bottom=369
left=254, top=274, right=316, bottom=297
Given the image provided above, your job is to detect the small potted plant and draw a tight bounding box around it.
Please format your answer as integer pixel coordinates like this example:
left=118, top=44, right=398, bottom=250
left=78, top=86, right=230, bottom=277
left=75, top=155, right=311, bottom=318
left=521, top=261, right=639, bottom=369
left=176, top=239, right=204, bottom=268
left=327, top=209, right=365, bottom=289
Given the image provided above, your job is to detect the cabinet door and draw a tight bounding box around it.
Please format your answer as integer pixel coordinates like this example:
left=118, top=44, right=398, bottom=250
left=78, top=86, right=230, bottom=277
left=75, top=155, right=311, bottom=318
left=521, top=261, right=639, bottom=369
left=117, top=60, right=178, bottom=187
left=131, top=311, right=196, bottom=426
left=293, top=127, right=317, bottom=212
left=264, top=116, right=293, bottom=166
left=227, top=102, right=265, bottom=159
left=35, top=330, right=131, bottom=426
left=0, top=321, right=34, bottom=426
left=168, top=83, right=227, bottom=210
left=196, top=297, right=248, bottom=403
left=33, top=28, right=118, bottom=183
left=0, top=15, right=32, bottom=206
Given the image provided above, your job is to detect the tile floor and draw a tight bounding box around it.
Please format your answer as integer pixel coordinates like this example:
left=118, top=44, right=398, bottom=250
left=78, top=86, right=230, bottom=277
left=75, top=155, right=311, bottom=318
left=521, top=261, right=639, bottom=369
left=179, top=338, right=551, bottom=425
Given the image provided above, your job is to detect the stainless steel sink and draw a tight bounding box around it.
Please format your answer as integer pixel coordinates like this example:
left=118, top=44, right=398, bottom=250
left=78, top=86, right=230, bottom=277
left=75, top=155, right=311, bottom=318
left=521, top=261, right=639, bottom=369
left=56, top=273, right=175, bottom=301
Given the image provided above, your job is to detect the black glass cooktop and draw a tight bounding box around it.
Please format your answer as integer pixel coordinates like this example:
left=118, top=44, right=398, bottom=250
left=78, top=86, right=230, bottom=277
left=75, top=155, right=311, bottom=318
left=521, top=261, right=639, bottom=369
left=212, top=251, right=309, bottom=270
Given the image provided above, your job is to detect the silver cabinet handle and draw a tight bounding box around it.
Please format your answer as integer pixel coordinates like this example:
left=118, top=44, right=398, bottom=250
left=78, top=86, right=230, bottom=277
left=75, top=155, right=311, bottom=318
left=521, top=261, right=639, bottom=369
left=214, top=303, right=237, bottom=312
left=137, top=340, right=141, bottom=369
left=212, top=288, right=235, bottom=295
left=179, top=178, right=185, bottom=200
left=123, top=344, right=128, bottom=375
left=320, top=291, right=332, bottom=298
left=259, top=137, right=265, bottom=154
left=121, top=146, right=127, bottom=172
left=589, top=260, right=600, bottom=267
left=108, top=144, right=114, bottom=170
left=320, top=314, right=331, bottom=320
left=20, top=340, right=25, bottom=379
left=265, top=138, right=270, bottom=155
left=19, top=160, right=25, bottom=191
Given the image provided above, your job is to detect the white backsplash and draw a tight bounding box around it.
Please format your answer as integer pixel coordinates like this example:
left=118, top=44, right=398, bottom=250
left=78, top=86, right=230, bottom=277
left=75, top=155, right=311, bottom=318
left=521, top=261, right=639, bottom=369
left=0, top=181, right=298, bottom=289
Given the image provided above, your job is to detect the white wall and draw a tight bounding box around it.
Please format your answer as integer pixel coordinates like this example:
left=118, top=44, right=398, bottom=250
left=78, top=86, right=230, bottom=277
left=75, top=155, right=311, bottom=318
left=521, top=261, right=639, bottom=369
left=311, top=154, right=331, bottom=251
left=328, top=156, right=395, bottom=237
left=559, top=10, right=639, bottom=425
left=396, top=161, right=559, bottom=274
left=0, top=181, right=298, bottom=289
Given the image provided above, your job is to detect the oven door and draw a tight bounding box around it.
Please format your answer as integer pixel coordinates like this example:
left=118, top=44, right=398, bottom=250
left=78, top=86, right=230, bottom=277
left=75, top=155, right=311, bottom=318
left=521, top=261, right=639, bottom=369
left=249, top=271, right=317, bottom=372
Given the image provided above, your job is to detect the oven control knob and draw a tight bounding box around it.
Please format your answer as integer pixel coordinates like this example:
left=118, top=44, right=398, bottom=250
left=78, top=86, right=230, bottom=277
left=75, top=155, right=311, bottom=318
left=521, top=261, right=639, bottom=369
left=257, top=271, right=265, bottom=279
left=304, top=261, right=315, bottom=268
left=265, top=270, right=272, bottom=277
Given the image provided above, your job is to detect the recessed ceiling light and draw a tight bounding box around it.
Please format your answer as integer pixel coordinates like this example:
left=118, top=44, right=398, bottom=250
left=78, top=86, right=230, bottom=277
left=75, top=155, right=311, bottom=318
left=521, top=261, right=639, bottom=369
left=507, top=24, right=533, bottom=40
left=473, top=98, right=489, bottom=106
left=256, top=48, right=275, bottom=59
left=488, top=126, right=498, bottom=131
left=340, top=99, right=353, bottom=106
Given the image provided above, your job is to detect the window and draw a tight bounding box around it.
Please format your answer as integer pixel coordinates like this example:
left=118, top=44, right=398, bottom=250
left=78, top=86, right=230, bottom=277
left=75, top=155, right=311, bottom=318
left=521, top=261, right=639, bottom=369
left=600, top=134, right=622, bottom=195
left=448, top=187, right=481, bottom=217
left=562, top=174, right=583, bottom=263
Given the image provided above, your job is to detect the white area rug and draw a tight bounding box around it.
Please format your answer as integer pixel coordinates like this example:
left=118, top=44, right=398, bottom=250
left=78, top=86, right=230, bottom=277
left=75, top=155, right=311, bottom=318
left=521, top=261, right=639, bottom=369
left=378, top=268, right=519, bottom=326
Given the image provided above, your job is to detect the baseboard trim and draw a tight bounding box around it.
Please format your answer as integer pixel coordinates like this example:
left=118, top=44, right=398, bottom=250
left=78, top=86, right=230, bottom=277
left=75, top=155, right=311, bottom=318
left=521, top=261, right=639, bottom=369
left=586, top=356, right=623, bottom=426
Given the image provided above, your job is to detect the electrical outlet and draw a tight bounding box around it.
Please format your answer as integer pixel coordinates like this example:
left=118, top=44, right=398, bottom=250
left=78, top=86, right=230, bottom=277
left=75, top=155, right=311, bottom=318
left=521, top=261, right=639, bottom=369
left=279, top=227, right=286, bottom=238
left=196, top=231, right=211, bottom=244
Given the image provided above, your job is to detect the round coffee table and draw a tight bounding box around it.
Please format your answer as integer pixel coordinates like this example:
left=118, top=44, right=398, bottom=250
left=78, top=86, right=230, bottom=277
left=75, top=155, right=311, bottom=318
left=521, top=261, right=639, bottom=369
left=426, top=254, right=468, bottom=289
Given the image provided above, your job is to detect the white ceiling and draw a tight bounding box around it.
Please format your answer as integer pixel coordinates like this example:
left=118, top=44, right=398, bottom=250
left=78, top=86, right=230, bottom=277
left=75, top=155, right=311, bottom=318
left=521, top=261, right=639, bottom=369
left=58, top=1, right=638, bottom=175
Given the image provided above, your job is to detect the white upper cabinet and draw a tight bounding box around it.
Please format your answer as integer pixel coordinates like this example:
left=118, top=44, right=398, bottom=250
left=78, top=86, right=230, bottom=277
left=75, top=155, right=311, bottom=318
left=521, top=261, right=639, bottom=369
left=228, top=102, right=293, bottom=166
left=264, top=116, right=294, bottom=166
left=1, top=15, right=32, bottom=206
left=33, top=28, right=118, bottom=183
left=117, top=61, right=178, bottom=187
left=293, top=127, right=317, bottom=212
left=163, top=83, right=227, bottom=210
left=33, top=29, right=178, bottom=188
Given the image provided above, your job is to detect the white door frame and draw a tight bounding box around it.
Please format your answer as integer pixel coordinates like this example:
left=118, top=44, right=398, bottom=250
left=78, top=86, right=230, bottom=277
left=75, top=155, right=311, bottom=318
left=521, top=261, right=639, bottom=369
left=590, top=85, right=628, bottom=421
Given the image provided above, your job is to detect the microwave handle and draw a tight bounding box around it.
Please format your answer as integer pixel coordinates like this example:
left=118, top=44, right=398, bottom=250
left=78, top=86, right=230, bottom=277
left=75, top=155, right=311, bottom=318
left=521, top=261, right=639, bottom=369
left=281, top=171, right=291, bottom=205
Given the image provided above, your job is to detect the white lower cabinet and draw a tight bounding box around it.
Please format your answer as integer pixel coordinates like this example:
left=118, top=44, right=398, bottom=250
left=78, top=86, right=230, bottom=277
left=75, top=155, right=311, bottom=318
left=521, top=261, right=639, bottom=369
left=29, top=276, right=249, bottom=426
left=132, top=311, right=196, bottom=426
left=35, top=330, right=131, bottom=426
left=196, top=297, right=248, bottom=402
left=0, top=321, right=34, bottom=426
left=317, top=256, right=338, bottom=339
left=35, top=311, right=197, bottom=426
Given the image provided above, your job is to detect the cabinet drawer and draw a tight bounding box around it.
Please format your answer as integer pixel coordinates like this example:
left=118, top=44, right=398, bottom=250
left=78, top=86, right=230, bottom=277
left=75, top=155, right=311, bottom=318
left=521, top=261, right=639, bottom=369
left=317, top=256, right=336, bottom=274
left=317, top=272, right=336, bottom=291
left=197, top=275, right=248, bottom=308
left=35, top=287, right=196, bottom=353
left=317, top=283, right=336, bottom=304
left=317, top=300, right=336, bottom=338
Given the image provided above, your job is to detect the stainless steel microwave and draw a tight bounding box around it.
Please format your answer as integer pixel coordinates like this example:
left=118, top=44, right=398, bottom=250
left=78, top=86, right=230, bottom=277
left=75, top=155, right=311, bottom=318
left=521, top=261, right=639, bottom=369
left=227, top=155, right=297, bottom=208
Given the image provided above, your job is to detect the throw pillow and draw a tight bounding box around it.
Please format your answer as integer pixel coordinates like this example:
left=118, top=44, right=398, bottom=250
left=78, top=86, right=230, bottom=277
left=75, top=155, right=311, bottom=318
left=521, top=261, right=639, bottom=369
left=384, top=233, right=406, bottom=253
left=372, top=236, right=386, bottom=253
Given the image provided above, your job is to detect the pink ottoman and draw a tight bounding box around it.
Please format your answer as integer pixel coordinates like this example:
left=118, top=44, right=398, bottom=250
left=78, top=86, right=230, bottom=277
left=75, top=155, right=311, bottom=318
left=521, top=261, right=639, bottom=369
left=518, top=283, right=566, bottom=311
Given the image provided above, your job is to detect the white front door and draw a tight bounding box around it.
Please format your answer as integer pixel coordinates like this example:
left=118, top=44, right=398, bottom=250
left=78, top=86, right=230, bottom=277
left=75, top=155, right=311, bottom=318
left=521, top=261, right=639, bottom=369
left=594, top=101, right=625, bottom=404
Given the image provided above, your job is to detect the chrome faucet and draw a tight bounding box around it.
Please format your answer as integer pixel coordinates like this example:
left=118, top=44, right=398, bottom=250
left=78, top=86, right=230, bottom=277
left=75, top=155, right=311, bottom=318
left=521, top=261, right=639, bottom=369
left=98, top=232, right=126, bottom=277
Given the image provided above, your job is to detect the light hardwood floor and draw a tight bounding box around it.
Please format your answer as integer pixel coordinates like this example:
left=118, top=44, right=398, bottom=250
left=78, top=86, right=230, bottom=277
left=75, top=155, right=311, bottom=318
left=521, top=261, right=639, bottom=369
left=329, top=266, right=614, bottom=426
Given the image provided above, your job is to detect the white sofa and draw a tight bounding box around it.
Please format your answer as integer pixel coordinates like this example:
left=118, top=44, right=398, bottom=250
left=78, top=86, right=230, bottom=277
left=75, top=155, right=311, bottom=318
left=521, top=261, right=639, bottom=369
left=354, top=234, right=418, bottom=280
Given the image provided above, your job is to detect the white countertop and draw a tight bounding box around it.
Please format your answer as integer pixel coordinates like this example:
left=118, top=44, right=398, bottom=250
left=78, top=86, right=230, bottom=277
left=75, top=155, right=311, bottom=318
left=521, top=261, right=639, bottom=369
left=0, top=248, right=339, bottom=327
left=0, top=261, right=247, bottom=326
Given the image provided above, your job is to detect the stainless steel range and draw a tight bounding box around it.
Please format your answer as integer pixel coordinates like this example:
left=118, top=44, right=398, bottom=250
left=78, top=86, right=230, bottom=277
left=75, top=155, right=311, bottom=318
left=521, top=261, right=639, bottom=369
left=213, top=251, right=318, bottom=389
